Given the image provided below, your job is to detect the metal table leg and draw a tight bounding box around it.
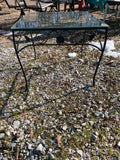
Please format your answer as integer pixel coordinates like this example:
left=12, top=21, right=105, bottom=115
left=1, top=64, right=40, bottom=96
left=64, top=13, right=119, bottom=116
left=12, top=31, right=28, bottom=91
left=93, top=28, right=108, bottom=86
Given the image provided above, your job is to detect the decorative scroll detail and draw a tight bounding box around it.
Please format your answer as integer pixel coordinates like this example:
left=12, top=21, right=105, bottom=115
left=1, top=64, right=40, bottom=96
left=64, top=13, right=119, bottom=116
left=56, top=36, right=64, bottom=44
left=14, top=29, right=106, bottom=54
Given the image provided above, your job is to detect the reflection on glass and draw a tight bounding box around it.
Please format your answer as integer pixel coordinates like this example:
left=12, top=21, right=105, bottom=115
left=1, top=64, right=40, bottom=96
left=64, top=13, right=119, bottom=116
left=12, top=11, right=108, bottom=29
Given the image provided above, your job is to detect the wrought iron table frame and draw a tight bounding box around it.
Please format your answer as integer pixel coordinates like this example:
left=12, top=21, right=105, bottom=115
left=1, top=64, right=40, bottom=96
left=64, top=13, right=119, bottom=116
left=11, top=12, right=108, bottom=91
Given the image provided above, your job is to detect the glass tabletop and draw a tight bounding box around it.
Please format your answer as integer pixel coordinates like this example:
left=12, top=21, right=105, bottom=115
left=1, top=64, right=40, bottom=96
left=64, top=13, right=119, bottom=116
left=12, top=11, right=108, bottom=30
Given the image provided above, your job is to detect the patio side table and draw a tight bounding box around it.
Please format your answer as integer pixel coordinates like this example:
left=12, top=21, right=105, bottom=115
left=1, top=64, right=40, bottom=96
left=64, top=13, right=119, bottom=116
left=11, top=11, right=109, bottom=91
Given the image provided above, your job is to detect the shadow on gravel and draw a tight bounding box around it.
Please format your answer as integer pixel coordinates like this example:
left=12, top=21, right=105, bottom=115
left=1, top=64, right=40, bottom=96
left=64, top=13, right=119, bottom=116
left=0, top=65, right=89, bottom=119
left=0, top=72, right=20, bottom=118
left=2, top=86, right=88, bottom=120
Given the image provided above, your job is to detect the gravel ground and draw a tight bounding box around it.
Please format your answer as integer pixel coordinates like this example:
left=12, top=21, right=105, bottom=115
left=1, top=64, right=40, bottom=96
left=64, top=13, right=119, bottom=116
left=0, top=1, right=120, bottom=160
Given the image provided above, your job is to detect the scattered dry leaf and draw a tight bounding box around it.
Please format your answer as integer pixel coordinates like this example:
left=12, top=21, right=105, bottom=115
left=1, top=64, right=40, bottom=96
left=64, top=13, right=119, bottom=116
left=82, top=145, right=85, bottom=150
left=103, top=105, right=109, bottom=108
left=74, top=107, right=78, bottom=111
left=30, top=129, right=34, bottom=140
left=74, top=124, right=81, bottom=129
left=106, top=59, right=115, bottom=65
left=16, top=145, right=19, bottom=160
left=55, top=134, right=62, bottom=146
left=115, top=117, right=119, bottom=122
left=75, top=70, right=79, bottom=75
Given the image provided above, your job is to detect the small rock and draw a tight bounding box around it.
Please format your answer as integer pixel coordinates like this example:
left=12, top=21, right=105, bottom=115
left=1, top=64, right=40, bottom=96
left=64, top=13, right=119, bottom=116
left=13, top=121, right=20, bottom=129
left=85, top=153, right=91, bottom=159
left=58, top=110, right=62, bottom=115
left=0, top=155, right=3, bottom=160
left=77, top=148, right=83, bottom=157
left=82, top=123, right=86, bottom=127
left=24, top=120, right=30, bottom=125
left=69, top=148, right=75, bottom=154
left=110, top=98, right=117, bottom=103
left=95, top=111, right=100, bottom=117
left=6, top=131, right=10, bottom=136
left=117, top=141, right=120, bottom=148
left=11, top=143, right=16, bottom=148
left=48, top=152, right=55, bottom=159
left=0, top=133, right=5, bottom=139
left=62, top=104, right=65, bottom=108
left=98, top=101, right=103, bottom=104
left=94, top=132, right=99, bottom=136
left=32, top=138, right=36, bottom=143
left=62, top=125, right=67, bottom=131
left=77, top=129, right=83, bottom=135
left=56, top=99, right=61, bottom=103
left=71, top=130, right=75, bottom=135
left=40, top=139, right=48, bottom=149
left=78, top=59, right=84, bottom=63
left=70, top=64, right=75, bottom=69
left=35, top=144, right=45, bottom=154
left=91, top=133, right=98, bottom=142
left=1, top=92, right=6, bottom=98
left=104, top=111, right=109, bottom=119
left=73, top=117, right=77, bottom=121
left=27, top=143, right=32, bottom=150
left=85, top=143, right=89, bottom=147
left=89, top=121, right=94, bottom=126
left=68, top=52, right=77, bottom=58
left=106, top=127, right=110, bottom=131
left=117, top=103, right=120, bottom=107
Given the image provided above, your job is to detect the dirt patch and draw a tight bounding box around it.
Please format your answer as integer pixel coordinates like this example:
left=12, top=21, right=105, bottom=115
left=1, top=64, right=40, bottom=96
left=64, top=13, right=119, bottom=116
left=0, top=1, right=23, bottom=30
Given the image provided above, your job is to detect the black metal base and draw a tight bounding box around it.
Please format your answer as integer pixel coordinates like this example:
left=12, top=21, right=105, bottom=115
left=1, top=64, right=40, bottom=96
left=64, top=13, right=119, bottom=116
left=12, top=28, right=108, bottom=91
